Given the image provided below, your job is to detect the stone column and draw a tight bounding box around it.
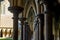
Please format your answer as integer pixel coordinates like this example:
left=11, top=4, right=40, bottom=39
left=5, top=29, right=7, bottom=37
left=44, top=13, right=53, bottom=40
left=24, top=21, right=33, bottom=40
left=59, top=24, right=60, bottom=40
left=37, top=14, right=44, bottom=40
left=37, top=1, right=44, bottom=40
left=0, top=29, right=2, bottom=37
left=54, top=23, right=58, bottom=40
left=8, top=0, right=24, bottom=39
left=19, top=17, right=26, bottom=40
left=24, top=22, right=29, bottom=40
left=0, top=2, right=1, bottom=26
left=8, top=7, right=23, bottom=40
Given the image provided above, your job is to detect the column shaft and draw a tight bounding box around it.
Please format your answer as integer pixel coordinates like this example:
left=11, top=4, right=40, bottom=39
left=38, top=14, right=44, bottom=40
left=0, top=29, right=2, bottom=37
left=59, top=24, right=60, bottom=40
left=13, top=13, right=18, bottom=40
left=44, top=14, right=53, bottom=40
left=21, top=21, right=23, bottom=40
left=0, top=2, right=1, bottom=26
left=59, top=28, right=60, bottom=40
left=24, top=22, right=33, bottom=40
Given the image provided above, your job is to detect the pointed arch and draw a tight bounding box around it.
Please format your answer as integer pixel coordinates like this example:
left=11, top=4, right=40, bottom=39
left=23, top=0, right=37, bottom=18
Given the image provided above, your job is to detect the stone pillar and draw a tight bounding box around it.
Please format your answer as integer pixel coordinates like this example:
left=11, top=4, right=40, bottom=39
left=5, top=29, right=7, bottom=37
left=54, top=16, right=59, bottom=40
left=21, top=19, right=24, bottom=40
left=59, top=25, right=60, bottom=40
left=8, top=0, right=24, bottom=39
left=0, top=29, right=2, bottom=37
left=54, top=23, right=58, bottom=40
left=9, top=29, right=11, bottom=37
left=25, top=22, right=29, bottom=40
left=37, top=14, right=44, bottom=40
left=24, top=21, right=33, bottom=40
left=19, top=17, right=26, bottom=40
left=37, top=1, right=45, bottom=40
left=0, top=2, right=1, bottom=26
left=44, top=13, right=53, bottom=40
left=34, top=17, right=39, bottom=40
left=8, top=7, right=23, bottom=40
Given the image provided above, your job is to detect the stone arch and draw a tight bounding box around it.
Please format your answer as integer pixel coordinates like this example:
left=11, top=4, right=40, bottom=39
left=26, top=5, right=36, bottom=18
left=27, top=7, right=35, bottom=31
left=23, top=0, right=37, bottom=17
left=26, top=6, right=36, bottom=30
left=23, top=1, right=37, bottom=31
